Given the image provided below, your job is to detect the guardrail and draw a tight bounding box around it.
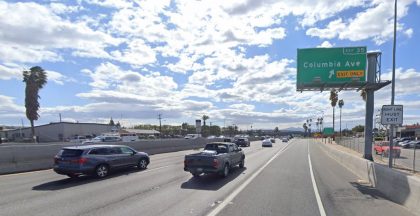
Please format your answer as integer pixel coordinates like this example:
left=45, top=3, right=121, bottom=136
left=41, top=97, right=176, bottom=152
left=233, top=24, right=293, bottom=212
left=0, top=138, right=223, bottom=175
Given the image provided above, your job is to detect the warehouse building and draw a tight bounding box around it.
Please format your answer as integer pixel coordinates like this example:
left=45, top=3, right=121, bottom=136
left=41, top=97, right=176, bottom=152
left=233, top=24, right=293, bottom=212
left=3, top=122, right=115, bottom=142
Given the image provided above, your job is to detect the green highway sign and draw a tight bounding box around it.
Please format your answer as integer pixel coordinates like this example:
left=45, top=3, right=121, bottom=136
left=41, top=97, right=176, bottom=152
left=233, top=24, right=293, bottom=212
left=297, top=47, right=367, bottom=91
left=323, top=127, right=334, bottom=136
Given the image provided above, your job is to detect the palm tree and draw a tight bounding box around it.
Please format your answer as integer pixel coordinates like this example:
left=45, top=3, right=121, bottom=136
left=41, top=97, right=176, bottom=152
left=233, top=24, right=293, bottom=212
left=23, top=66, right=47, bottom=142
left=338, top=99, right=344, bottom=137
left=329, top=90, right=338, bottom=134
left=202, top=115, right=209, bottom=126
left=303, top=123, right=308, bottom=137
left=361, top=89, right=367, bottom=101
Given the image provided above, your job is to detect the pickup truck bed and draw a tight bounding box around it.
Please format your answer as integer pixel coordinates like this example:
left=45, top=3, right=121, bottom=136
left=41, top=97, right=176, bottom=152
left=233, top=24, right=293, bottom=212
left=184, top=142, right=245, bottom=178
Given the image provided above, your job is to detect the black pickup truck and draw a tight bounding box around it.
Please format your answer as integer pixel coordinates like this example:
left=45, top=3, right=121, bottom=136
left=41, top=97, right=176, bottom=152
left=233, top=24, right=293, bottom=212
left=184, top=142, right=245, bottom=178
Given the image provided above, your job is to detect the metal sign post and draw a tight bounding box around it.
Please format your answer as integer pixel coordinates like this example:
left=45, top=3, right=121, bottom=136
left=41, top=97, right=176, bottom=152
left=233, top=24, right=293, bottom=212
left=381, top=105, right=403, bottom=166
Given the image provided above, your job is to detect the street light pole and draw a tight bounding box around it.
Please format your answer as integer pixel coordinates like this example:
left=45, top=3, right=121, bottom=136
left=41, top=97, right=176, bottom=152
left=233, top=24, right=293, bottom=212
left=389, top=0, right=397, bottom=168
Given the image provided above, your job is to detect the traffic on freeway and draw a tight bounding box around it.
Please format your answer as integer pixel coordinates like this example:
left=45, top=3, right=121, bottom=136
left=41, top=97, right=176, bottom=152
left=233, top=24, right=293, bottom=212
left=0, top=139, right=414, bottom=216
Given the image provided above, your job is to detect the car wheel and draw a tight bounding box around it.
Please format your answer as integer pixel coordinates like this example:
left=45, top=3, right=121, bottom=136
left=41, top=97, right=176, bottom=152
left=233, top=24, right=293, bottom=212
left=95, top=164, right=109, bottom=178
left=138, top=158, right=148, bottom=170
left=221, top=164, right=229, bottom=178
left=239, top=158, right=245, bottom=168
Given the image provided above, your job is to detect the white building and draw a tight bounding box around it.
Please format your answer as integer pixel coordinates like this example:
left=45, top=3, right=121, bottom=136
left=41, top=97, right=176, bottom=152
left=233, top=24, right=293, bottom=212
left=3, top=122, right=115, bottom=142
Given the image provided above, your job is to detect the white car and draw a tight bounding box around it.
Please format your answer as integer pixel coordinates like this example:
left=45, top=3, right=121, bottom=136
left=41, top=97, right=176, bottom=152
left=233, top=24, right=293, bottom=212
left=282, top=137, right=288, bottom=142
left=207, top=135, right=216, bottom=139
left=82, top=135, right=121, bottom=144
left=185, top=134, right=200, bottom=139
left=262, top=139, right=273, bottom=147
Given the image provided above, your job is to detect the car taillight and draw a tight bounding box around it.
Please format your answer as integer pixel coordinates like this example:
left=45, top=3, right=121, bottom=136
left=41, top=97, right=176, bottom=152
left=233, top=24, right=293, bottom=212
left=184, top=160, right=188, bottom=166
left=72, top=158, right=88, bottom=165
left=54, top=156, right=59, bottom=164
left=212, top=159, right=219, bottom=168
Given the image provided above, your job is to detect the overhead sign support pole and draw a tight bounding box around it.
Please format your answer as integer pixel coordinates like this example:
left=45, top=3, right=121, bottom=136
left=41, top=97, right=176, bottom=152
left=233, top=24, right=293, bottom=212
left=364, top=52, right=379, bottom=161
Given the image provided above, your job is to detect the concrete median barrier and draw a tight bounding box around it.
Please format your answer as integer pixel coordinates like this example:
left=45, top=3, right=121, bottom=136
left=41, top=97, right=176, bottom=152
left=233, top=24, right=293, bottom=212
left=319, top=141, right=420, bottom=216
left=0, top=138, right=221, bottom=175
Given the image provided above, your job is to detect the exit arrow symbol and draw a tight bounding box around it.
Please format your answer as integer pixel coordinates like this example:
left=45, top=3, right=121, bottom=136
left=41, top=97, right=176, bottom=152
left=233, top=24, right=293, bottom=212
left=328, top=70, right=334, bottom=79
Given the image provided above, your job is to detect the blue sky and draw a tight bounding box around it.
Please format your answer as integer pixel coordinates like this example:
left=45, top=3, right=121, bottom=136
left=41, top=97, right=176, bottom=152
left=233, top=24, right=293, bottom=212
left=0, top=0, right=420, bottom=130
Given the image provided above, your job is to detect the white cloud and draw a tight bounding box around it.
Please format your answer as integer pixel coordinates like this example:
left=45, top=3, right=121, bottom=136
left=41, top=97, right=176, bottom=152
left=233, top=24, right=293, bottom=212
left=306, top=19, right=346, bottom=39
left=306, top=0, right=416, bottom=45
left=404, top=28, right=413, bottom=38
left=110, top=39, right=156, bottom=67
left=0, top=1, right=121, bottom=63
left=317, top=41, right=334, bottom=48
left=85, top=0, right=133, bottom=8
left=229, top=103, right=255, bottom=111
left=0, top=95, right=24, bottom=114
left=0, top=63, right=73, bottom=85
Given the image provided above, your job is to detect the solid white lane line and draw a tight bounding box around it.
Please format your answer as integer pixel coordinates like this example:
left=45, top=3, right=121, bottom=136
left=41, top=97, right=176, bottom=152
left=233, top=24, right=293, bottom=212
left=308, top=143, right=327, bottom=216
left=206, top=140, right=295, bottom=216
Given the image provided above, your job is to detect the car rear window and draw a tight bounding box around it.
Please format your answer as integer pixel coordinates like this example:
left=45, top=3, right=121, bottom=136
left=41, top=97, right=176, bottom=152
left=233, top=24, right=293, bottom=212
left=59, top=149, right=84, bottom=157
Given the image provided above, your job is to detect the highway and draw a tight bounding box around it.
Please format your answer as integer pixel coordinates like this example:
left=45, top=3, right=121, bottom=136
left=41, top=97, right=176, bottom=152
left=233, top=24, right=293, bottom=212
left=0, top=139, right=414, bottom=216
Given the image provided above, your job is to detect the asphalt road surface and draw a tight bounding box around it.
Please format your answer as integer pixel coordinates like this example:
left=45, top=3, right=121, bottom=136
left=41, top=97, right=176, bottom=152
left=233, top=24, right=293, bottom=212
left=0, top=139, right=414, bottom=216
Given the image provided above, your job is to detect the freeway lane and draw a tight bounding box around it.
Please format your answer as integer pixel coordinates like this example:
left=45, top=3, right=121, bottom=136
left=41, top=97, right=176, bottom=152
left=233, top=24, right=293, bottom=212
left=218, top=139, right=414, bottom=216
left=0, top=139, right=289, bottom=216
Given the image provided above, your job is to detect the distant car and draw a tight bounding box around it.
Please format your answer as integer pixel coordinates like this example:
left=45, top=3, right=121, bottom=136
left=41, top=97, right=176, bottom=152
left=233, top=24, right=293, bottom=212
left=207, top=135, right=216, bottom=139
left=53, top=145, right=150, bottom=178
left=0, top=137, right=8, bottom=143
left=374, top=141, right=401, bottom=158
left=69, top=136, right=88, bottom=143
left=223, top=138, right=234, bottom=143
left=282, top=137, right=288, bottom=142
left=262, top=139, right=273, bottom=147
left=218, top=135, right=225, bottom=138
left=120, top=133, right=139, bottom=142
left=185, top=134, right=200, bottom=139
left=270, top=138, right=275, bottom=143
left=408, top=141, right=420, bottom=148
left=82, top=135, right=121, bottom=144
left=235, top=138, right=250, bottom=147
left=399, top=140, right=412, bottom=148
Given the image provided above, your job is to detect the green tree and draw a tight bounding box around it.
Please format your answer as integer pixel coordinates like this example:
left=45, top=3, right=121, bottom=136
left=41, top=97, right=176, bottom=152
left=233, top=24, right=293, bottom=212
left=360, top=89, right=367, bottom=101
left=202, top=115, right=209, bottom=126
left=329, top=89, right=338, bottom=132
left=23, top=66, right=47, bottom=141
left=352, top=125, right=365, bottom=133
left=109, top=118, right=115, bottom=126
left=303, top=123, right=308, bottom=136
left=274, top=127, right=279, bottom=136
left=338, top=99, right=344, bottom=137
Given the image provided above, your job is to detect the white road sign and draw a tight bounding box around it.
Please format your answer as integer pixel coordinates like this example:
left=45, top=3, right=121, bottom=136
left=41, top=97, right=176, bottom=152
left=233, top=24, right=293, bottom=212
left=381, top=105, right=403, bottom=125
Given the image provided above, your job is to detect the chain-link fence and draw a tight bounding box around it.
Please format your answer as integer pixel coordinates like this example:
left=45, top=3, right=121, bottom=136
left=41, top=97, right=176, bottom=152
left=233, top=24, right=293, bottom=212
left=335, top=137, right=419, bottom=173
left=335, top=137, right=365, bottom=154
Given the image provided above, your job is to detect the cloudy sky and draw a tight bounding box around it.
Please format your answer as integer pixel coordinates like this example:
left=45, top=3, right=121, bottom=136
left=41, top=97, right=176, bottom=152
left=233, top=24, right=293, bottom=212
left=0, top=0, right=419, bottom=130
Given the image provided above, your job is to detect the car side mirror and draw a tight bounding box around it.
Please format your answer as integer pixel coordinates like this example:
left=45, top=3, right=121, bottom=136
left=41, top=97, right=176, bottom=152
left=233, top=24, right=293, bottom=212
left=132, top=151, right=136, bottom=155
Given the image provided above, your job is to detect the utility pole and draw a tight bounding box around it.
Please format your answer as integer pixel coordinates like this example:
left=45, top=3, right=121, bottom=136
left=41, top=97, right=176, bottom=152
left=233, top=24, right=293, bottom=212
left=59, top=113, right=62, bottom=122
left=389, top=0, right=398, bottom=168
left=158, top=114, right=162, bottom=137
